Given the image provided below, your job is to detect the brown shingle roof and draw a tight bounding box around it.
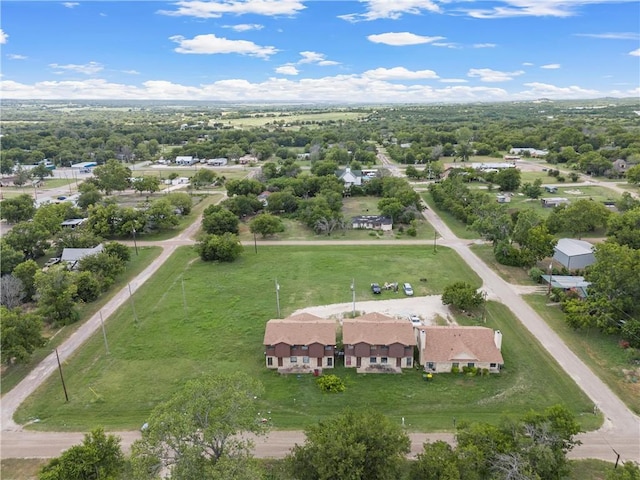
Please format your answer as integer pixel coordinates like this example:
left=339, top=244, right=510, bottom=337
left=418, top=326, right=503, bottom=364
left=343, top=313, right=416, bottom=346
left=263, top=313, right=336, bottom=346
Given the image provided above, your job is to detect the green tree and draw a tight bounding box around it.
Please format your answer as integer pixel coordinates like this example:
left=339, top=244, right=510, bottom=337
left=78, top=252, right=126, bottom=291
left=103, top=241, right=131, bottom=263
left=92, top=159, right=132, bottom=195
left=494, top=168, right=521, bottom=191
left=225, top=178, right=264, bottom=197
left=249, top=213, right=285, bottom=238
left=12, top=165, right=32, bottom=187
left=410, top=441, right=461, bottom=480
left=13, top=259, right=39, bottom=302
left=266, top=191, right=299, bottom=214
left=146, top=198, right=179, bottom=230
left=0, top=194, right=36, bottom=223
left=130, top=373, right=266, bottom=480
left=221, top=195, right=263, bottom=217
left=626, top=164, right=640, bottom=185
left=197, top=233, right=243, bottom=262
left=73, top=271, right=102, bottom=303
left=76, top=183, right=103, bottom=210
left=607, top=207, right=640, bottom=249
left=33, top=202, right=81, bottom=236
left=132, top=176, right=160, bottom=195
left=0, top=306, right=45, bottom=364
left=31, top=163, right=55, bottom=181
left=287, top=409, right=410, bottom=480
left=202, top=206, right=240, bottom=235
left=521, top=178, right=543, bottom=199
left=616, top=192, right=640, bottom=212
left=0, top=239, right=25, bottom=275
left=35, top=266, right=79, bottom=325
left=39, top=428, right=125, bottom=480
left=560, top=199, right=611, bottom=238
left=54, top=228, right=103, bottom=256
left=191, top=168, right=218, bottom=189
left=3, top=221, right=51, bottom=259
left=607, top=461, right=640, bottom=480
left=166, top=192, right=193, bottom=215
left=311, top=160, right=339, bottom=177
left=441, top=282, right=484, bottom=311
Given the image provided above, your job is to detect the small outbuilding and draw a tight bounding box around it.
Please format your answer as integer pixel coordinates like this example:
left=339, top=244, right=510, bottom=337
left=553, top=238, right=596, bottom=270
left=352, top=215, right=392, bottom=231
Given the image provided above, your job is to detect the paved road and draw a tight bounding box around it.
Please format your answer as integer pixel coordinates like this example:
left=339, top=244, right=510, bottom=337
left=1, top=175, right=639, bottom=462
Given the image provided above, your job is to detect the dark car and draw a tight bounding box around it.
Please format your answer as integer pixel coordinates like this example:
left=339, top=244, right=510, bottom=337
left=371, top=283, right=381, bottom=294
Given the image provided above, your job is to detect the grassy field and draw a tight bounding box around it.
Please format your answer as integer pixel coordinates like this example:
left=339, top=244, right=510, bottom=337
left=223, top=111, right=365, bottom=128
left=0, top=247, right=162, bottom=395
left=15, top=245, right=598, bottom=432
left=238, top=196, right=436, bottom=242
left=524, top=294, right=640, bottom=414
left=0, top=458, right=48, bottom=480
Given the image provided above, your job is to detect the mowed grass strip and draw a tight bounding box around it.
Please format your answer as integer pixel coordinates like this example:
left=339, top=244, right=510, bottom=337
left=524, top=294, right=640, bottom=414
left=15, top=246, right=596, bottom=432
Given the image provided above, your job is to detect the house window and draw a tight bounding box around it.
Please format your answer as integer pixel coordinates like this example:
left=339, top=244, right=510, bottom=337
left=327, top=357, right=333, bottom=367
left=290, top=356, right=297, bottom=363
left=406, top=358, right=412, bottom=367
left=381, top=357, right=388, bottom=364
left=467, top=362, right=475, bottom=368
left=370, top=357, right=377, bottom=364
left=325, top=345, right=332, bottom=350
left=302, top=345, right=309, bottom=351
left=490, top=363, right=497, bottom=368
left=370, top=345, right=377, bottom=351
left=427, top=362, right=434, bottom=370
left=267, top=357, right=273, bottom=366
left=452, top=362, right=459, bottom=368
left=303, top=356, right=310, bottom=364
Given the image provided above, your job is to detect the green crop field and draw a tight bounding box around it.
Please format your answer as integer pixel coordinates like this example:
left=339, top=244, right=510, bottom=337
left=15, top=245, right=598, bottom=433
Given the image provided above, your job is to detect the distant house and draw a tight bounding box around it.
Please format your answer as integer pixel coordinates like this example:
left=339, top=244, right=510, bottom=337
left=472, top=162, right=516, bottom=171
left=544, top=186, right=558, bottom=193
left=343, top=313, right=416, bottom=373
left=263, top=313, right=336, bottom=373
left=60, top=218, right=87, bottom=229
left=335, top=167, right=362, bottom=187
left=257, top=191, right=271, bottom=207
left=553, top=238, right=595, bottom=270
left=510, top=148, right=549, bottom=158
left=541, top=197, right=569, bottom=208
left=71, top=161, right=97, bottom=170
left=351, top=215, right=392, bottom=231
left=238, top=154, right=258, bottom=165
left=496, top=194, right=511, bottom=204
left=541, top=275, right=591, bottom=298
left=175, top=156, right=199, bottom=166
left=61, top=244, right=104, bottom=270
left=417, top=326, right=504, bottom=374
left=207, top=157, right=228, bottom=166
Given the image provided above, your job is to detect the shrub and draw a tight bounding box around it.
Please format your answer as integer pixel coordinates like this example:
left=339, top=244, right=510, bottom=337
left=528, top=267, right=544, bottom=283
left=406, top=226, right=417, bottom=237
left=451, top=366, right=460, bottom=374
left=316, top=374, right=346, bottom=393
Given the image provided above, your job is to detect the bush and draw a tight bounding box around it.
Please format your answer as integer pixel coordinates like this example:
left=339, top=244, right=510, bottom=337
left=316, top=374, right=346, bottom=393
left=406, top=226, right=417, bottom=237
left=528, top=267, right=544, bottom=283
left=451, top=366, right=459, bottom=374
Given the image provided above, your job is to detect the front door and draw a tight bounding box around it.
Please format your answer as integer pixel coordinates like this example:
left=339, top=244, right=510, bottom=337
left=278, top=357, right=283, bottom=367
left=396, top=357, right=401, bottom=367
left=356, top=357, right=361, bottom=367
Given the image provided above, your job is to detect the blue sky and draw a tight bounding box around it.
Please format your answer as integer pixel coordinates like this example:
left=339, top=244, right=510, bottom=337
left=1, top=0, right=639, bottom=103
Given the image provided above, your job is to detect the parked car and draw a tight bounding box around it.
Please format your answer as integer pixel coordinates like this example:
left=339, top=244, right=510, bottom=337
left=409, top=315, right=422, bottom=326
left=403, top=283, right=414, bottom=296
left=44, top=257, right=61, bottom=267
left=371, top=283, right=381, bottom=294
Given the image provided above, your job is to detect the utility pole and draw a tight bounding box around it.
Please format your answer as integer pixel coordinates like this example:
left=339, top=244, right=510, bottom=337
left=55, top=348, right=69, bottom=402
left=132, top=228, right=139, bottom=256
left=547, top=263, right=553, bottom=296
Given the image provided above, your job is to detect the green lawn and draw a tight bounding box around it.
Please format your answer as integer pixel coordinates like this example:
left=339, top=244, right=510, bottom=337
left=470, top=244, right=537, bottom=285
left=524, top=294, right=640, bottom=414
left=0, top=247, right=162, bottom=395
left=0, top=458, right=48, bottom=480
left=15, top=245, right=598, bottom=433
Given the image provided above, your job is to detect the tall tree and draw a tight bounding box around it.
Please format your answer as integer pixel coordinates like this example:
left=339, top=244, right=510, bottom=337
left=287, top=409, right=410, bottom=480
left=130, top=373, right=266, bottom=480
left=202, top=206, right=240, bottom=235
left=3, top=221, right=51, bottom=259
left=0, top=306, right=45, bottom=364
left=196, top=233, right=243, bottom=262
left=0, top=194, right=36, bottom=223
left=92, top=159, right=131, bottom=195
left=35, top=266, right=79, bottom=325
left=249, top=213, right=285, bottom=238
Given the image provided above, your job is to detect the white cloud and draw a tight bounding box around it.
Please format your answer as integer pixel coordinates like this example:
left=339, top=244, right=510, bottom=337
left=439, top=78, right=468, bottom=83
left=62, top=2, right=79, bottom=8
left=368, top=32, right=445, bottom=46
left=275, top=65, right=299, bottom=75
left=2, top=75, right=636, bottom=104
left=170, top=34, right=278, bottom=58
left=158, top=0, right=306, bottom=18
left=541, top=64, right=561, bottom=69
left=463, top=0, right=638, bottom=19
left=7, top=54, right=27, bottom=60
left=224, top=23, right=264, bottom=32
left=629, top=48, right=640, bottom=56
left=122, top=70, right=140, bottom=75
left=575, top=32, right=640, bottom=40
left=0, top=29, right=8, bottom=44
left=522, top=62, right=534, bottom=66
left=298, top=51, right=339, bottom=66
left=473, top=43, right=496, bottom=48
left=363, top=66, right=438, bottom=80
left=49, top=61, right=104, bottom=75
left=467, top=68, right=524, bottom=82
left=339, top=0, right=440, bottom=22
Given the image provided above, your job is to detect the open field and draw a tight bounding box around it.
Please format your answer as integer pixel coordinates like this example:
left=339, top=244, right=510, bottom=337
left=524, top=294, right=640, bottom=414
left=0, top=458, right=48, bottom=480
left=470, top=244, right=539, bottom=285
left=15, top=245, right=598, bottom=432
left=223, top=111, right=366, bottom=128
left=0, top=247, right=163, bottom=395
left=238, top=196, right=436, bottom=242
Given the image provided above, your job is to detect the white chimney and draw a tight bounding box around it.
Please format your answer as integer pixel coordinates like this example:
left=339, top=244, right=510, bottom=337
left=494, top=330, right=502, bottom=350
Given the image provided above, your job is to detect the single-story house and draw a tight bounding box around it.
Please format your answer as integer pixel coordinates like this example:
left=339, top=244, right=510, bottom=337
left=263, top=313, right=336, bottom=373
left=471, top=162, right=516, bottom=171
left=343, top=313, right=416, bottom=373
left=61, top=244, right=104, bottom=270
left=541, top=275, right=591, bottom=298
left=417, top=326, right=504, bottom=374
left=351, top=215, right=392, bottom=231
left=510, top=148, right=549, bottom=158
left=541, top=197, right=570, bottom=208
left=175, top=156, right=199, bottom=166
left=553, top=238, right=596, bottom=270
left=238, top=154, right=258, bottom=165
left=207, top=157, right=228, bottom=166
left=335, top=167, right=362, bottom=187
left=60, top=218, right=87, bottom=229
left=496, top=194, right=511, bottom=204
